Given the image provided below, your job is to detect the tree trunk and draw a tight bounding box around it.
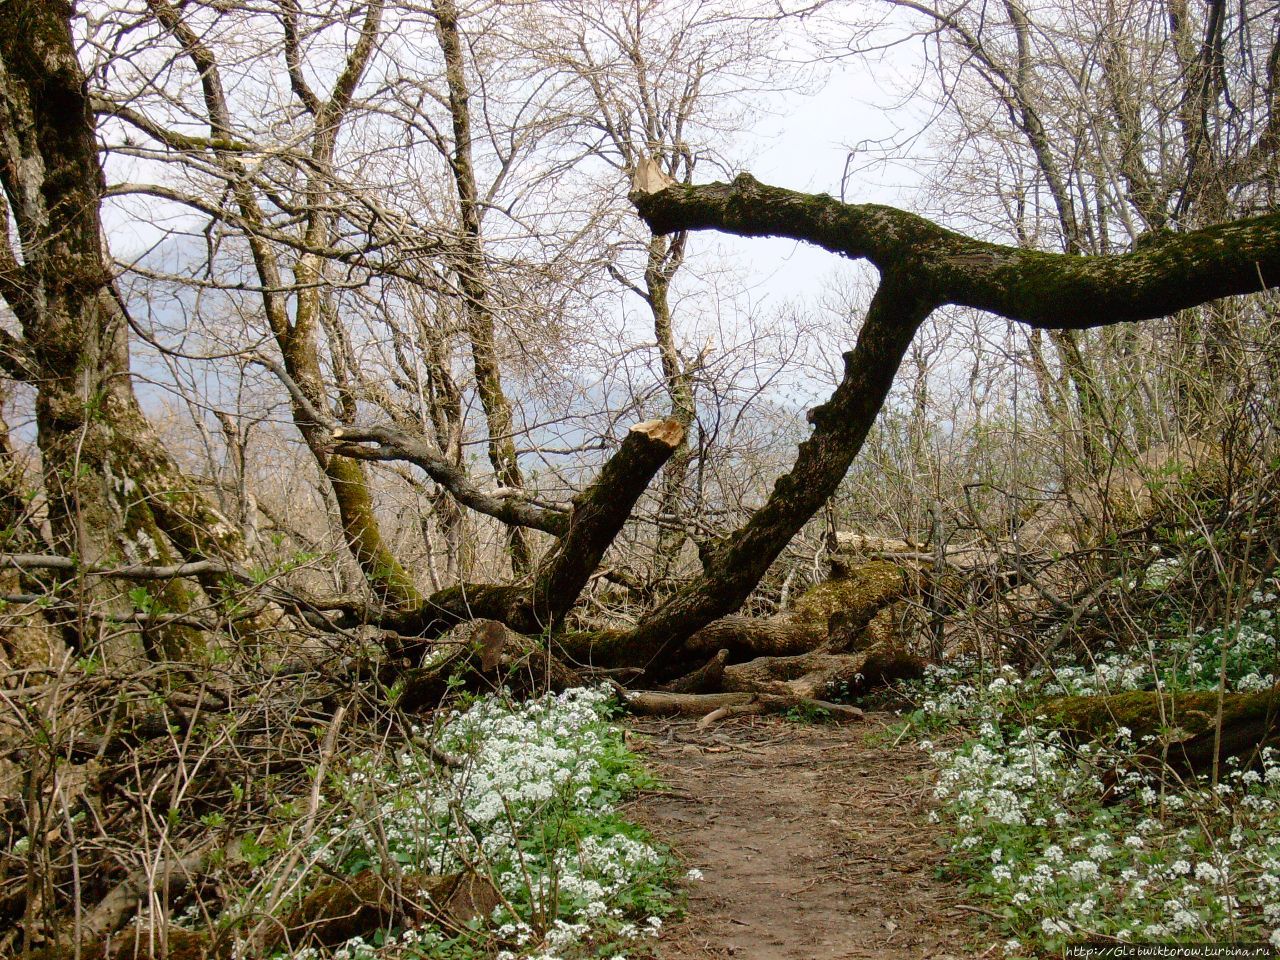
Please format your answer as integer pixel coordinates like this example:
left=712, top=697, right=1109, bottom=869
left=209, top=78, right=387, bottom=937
left=433, top=0, right=532, bottom=574
left=642, top=232, right=696, bottom=584
left=614, top=277, right=933, bottom=666
left=554, top=615, right=824, bottom=677
left=283, top=258, right=422, bottom=608
left=0, top=4, right=267, bottom=655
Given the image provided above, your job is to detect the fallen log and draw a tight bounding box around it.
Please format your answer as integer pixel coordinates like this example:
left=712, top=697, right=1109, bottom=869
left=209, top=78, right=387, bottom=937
left=789, top=560, right=908, bottom=632
left=624, top=633, right=923, bottom=723
left=624, top=689, right=864, bottom=723
left=662, top=649, right=729, bottom=694
left=1036, top=685, right=1280, bottom=776
left=684, top=614, right=824, bottom=657
left=555, top=615, right=824, bottom=675
left=556, top=563, right=902, bottom=681
left=720, top=643, right=924, bottom=699
left=402, top=555, right=918, bottom=704
left=721, top=650, right=870, bottom=697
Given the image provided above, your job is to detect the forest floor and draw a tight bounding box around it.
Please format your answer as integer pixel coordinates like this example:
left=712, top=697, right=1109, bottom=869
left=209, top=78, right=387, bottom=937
left=626, top=714, right=992, bottom=960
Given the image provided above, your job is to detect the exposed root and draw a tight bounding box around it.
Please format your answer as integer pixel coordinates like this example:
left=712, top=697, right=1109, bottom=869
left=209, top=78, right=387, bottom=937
left=663, top=649, right=729, bottom=694
left=623, top=689, right=864, bottom=724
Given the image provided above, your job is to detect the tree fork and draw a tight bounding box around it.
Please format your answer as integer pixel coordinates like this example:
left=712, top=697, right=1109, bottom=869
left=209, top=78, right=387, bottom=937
left=612, top=173, right=1280, bottom=662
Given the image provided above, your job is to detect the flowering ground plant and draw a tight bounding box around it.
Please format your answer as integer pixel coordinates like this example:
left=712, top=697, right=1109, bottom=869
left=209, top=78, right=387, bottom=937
left=891, top=583, right=1280, bottom=955
left=267, top=686, right=681, bottom=959
left=927, top=721, right=1280, bottom=953
left=893, top=580, right=1280, bottom=735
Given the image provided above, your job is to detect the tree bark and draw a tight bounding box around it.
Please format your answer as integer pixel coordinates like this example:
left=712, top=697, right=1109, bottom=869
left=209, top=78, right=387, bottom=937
left=642, top=232, right=697, bottom=584
left=633, top=175, right=1280, bottom=329
left=623, top=689, right=865, bottom=722
left=554, top=614, right=825, bottom=676
left=684, top=615, right=825, bottom=657
left=662, top=649, right=729, bottom=694
left=0, top=1, right=268, bottom=654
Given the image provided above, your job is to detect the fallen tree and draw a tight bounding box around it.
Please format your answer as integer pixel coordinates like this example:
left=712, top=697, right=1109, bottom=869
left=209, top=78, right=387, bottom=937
left=601, top=172, right=1280, bottom=671
left=396, top=563, right=921, bottom=723
left=11, top=7, right=1280, bottom=956
left=1037, top=686, right=1280, bottom=778
left=6, top=2, right=1280, bottom=693
left=146, top=174, right=1279, bottom=695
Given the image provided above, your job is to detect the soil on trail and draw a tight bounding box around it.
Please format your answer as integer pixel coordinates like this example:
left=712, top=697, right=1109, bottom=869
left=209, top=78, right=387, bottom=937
left=626, top=715, right=990, bottom=960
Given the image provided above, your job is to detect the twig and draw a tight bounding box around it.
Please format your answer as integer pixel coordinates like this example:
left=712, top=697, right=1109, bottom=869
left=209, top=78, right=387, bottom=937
left=413, top=734, right=464, bottom=769
left=696, top=706, right=732, bottom=728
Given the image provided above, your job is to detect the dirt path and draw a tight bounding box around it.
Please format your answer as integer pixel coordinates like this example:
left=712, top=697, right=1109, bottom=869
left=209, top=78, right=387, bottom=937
left=626, top=714, right=990, bottom=960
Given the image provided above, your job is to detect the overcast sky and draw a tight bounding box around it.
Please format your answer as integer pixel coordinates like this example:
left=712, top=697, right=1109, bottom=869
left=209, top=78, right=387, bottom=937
left=701, top=35, right=932, bottom=308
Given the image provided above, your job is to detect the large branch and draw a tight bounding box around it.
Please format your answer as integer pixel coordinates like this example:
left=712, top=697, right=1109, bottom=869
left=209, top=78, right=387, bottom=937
left=614, top=278, right=934, bottom=667
left=253, top=356, right=568, bottom=536
left=333, top=427, right=569, bottom=536
left=615, top=173, right=1280, bottom=668
left=0, top=554, right=244, bottom=581
left=522, top=419, right=685, bottom=632
left=381, top=420, right=684, bottom=646
left=634, top=174, right=1280, bottom=328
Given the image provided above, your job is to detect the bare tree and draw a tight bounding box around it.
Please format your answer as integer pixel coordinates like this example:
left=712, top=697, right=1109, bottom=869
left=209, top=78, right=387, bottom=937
left=0, top=0, right=266, bottom=656
left=4, top=0, right=1279, bottom=689
left=845, top=0, right=1280, bottom=494
left=538, top=0, right=788, bottom=587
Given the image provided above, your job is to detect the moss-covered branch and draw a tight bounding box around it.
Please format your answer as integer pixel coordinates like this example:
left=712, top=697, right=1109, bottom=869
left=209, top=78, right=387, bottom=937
left=611, top=173, right=1280, bottom=664
left=634, top=173, right=1280, bottom=329
left=1038, top=687, right=1280, bottom=776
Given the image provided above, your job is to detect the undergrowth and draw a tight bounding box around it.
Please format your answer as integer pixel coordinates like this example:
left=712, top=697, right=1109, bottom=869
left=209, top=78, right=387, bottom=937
left=189, top=687, right=681, bottom=960
left=891, top=581, right=1280, bottom=954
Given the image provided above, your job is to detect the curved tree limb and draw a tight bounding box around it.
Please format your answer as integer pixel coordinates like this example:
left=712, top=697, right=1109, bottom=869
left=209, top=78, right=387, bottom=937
left=253, top=355, right=570, bottom=537
left=523, top=419, right=686, bottom=632
left=634, top=173, right=1279, bottom=327
left=616, top=173, right=1280, bottom=664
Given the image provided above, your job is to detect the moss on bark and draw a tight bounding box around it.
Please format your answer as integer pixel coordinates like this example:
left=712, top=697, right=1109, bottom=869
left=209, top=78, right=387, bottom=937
left=1037, top=686, right=1280, bottom=774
